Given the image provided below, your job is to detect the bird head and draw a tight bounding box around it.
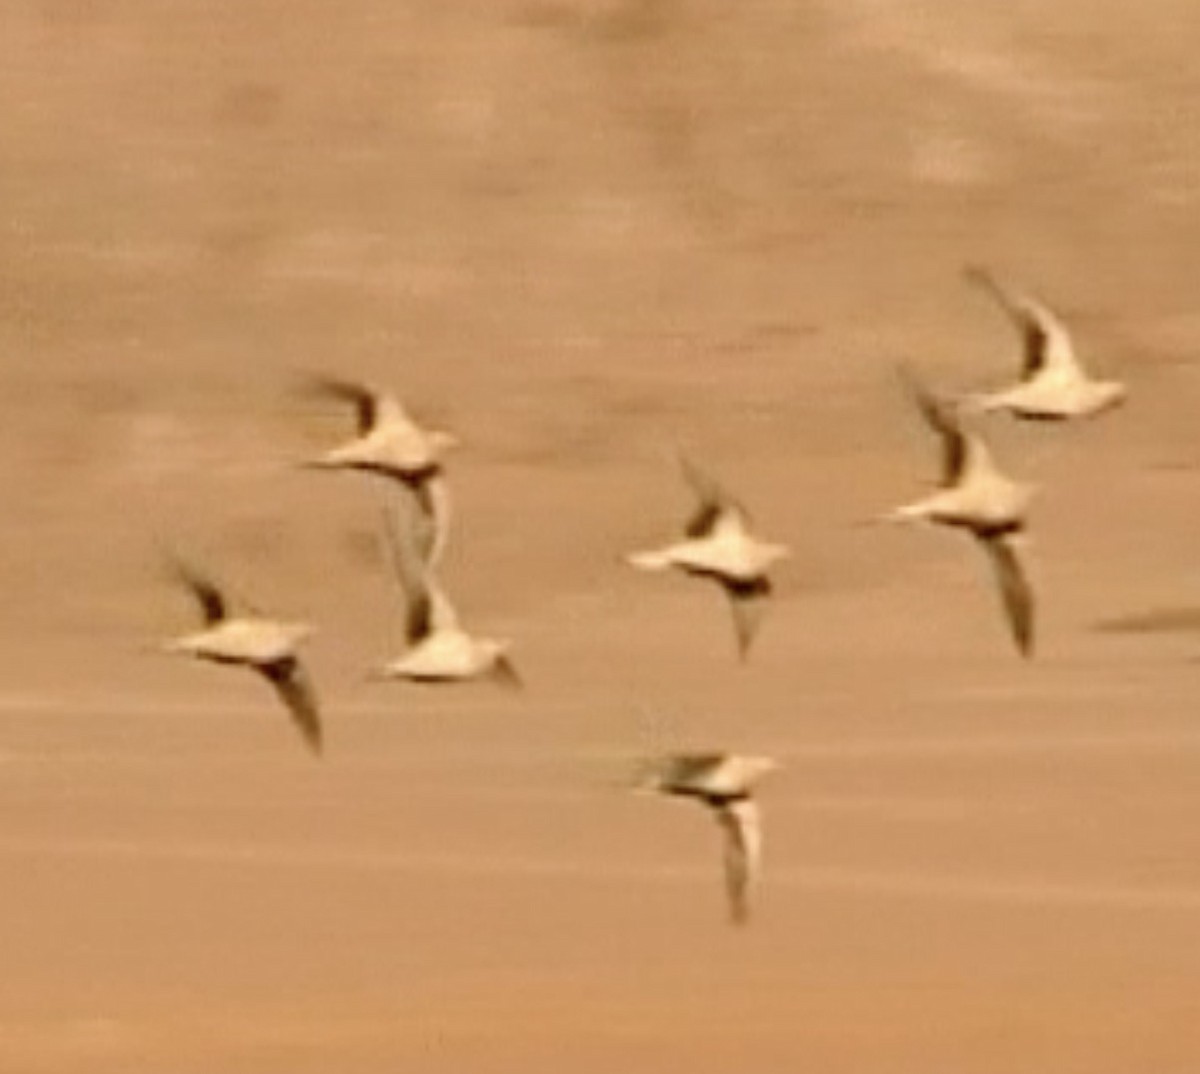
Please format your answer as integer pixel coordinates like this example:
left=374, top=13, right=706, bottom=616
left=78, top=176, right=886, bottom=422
left=737, top=755, right=782, bottom=786
left=1095, top=380, right=1129, bottom=414
left=429, top=429, right=460, bottom=455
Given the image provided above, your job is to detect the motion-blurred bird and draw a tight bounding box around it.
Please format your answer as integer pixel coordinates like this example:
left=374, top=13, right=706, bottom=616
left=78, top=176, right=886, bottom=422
left=627, top=454, right=789, bottom=659
left=885, top=367, right=1036, bottom=657
left=372, top=496, right=520, bottom=686
left=302, top=376, right=455, bottom=564
left=635, top=752, right=778, bottom=925
left=161, top=559, right=323, bottom=754
left=962, top=265, right=1127, bottom=420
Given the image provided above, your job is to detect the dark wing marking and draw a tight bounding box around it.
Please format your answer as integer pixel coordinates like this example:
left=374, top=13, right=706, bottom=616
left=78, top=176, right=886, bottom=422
left=898, top=364, right=967, bottom=485
left=170, top=559, right=228, bottom=625
left=655, top=753, right=726, bottom=791
left=725, top=577, right=772, bottom=661
left=963, top=265, right=1050, bottom=380
left=979, top=534, right=1035, bottom=658
left=306, top=375, right=379, bottom=433
left=491, top=653, right=523, bottom=690
left=677, top=452, right=743, bottom=537
left=261, top=657, right=323, bottom=755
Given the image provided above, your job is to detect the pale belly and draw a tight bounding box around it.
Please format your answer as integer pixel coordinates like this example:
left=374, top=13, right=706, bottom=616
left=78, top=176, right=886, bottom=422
left=1005, top=378, right=1098, bottom=419
left=387, top=633, right=486, bottom=681
left=673, top=539, right=767, bottom=584
left=195, top=620, right=298, bottom=666
left=928, top=483, right=1027, bottom=531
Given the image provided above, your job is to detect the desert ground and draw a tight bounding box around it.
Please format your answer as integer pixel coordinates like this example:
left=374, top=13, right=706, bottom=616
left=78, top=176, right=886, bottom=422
left=4, top=0, right=1200, bottom=1070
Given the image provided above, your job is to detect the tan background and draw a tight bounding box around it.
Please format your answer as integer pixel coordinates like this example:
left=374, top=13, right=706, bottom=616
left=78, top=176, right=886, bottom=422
left=3, top=0, right=1200, bottom=1070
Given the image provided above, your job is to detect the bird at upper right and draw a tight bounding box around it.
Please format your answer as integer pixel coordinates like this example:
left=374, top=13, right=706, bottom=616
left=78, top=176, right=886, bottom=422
left=883, top=366, right=1037, bottom=658
left=961, top=265, right=1127, bottom=420
left=626, top=453, right=789, bottom=660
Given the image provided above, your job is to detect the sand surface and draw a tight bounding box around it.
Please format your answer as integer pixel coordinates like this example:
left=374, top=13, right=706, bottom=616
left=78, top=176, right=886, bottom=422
left=4, top=1, right=1200, bottom=1070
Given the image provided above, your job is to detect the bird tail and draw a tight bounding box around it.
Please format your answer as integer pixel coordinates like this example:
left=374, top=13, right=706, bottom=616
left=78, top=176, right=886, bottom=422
left=879, top=500, right=935, bottom=525
left=301, top=440, right=369, bottom=471
left=626, top=548, right=674, bottom=571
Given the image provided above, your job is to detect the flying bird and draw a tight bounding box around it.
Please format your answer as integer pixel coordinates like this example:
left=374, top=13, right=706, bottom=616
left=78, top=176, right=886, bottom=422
left=627, top=454, right=789, bottom=659
left=371, top=495, right=520, bottom=686
left=302, top=376, right=455, bottom=564
left=962, top=265, right=1127, bottom=420
left=635, top=752, right=778, bottom=925
left=161, top=559, right=323, bottom=754
left=884, top=367, right=1036, bottom=657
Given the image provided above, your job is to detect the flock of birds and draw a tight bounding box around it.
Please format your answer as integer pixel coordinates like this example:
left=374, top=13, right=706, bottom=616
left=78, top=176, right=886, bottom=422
left=159, top=265, right=1127, bottom=925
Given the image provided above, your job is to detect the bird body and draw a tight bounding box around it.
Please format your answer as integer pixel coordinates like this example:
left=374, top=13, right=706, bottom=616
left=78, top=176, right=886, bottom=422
left=970, top=375, right=1126, bottom=421
left=887, top=465, right=1031, bottom=534
left=628, top=513, right=787, bottom=587
left=377, top=627, right=516, bottom=684
left=164, top=617, right=312, bottom=667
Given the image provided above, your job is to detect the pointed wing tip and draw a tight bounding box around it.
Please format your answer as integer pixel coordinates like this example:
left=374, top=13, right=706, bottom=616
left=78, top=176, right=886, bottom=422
left=985, top=536, right=1037, bottom=661
left=164, top=556, right=227, bottom=624
left=894, top=362, right=937, bottom=410
left=493, top=655, right=524, bottom=690
left=265, top=660, right=325, bottom=757
left=301, top=730, right=325, bottom=757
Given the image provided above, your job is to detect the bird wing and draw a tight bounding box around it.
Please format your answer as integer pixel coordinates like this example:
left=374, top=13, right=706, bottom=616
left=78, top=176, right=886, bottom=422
left=424, top=576, right=462, bottom=635
left=378, top=493, right=461, bottom=642
left=714, top=797, right=761, bottom=926
left=169, top=558, right=228, bottom=625
left=979, top=533, right=1035, bottom=658
left=491, top=653, right=523, bottom=690
left=261, top=657, right=323, bottom=756
left=899, top=365, right=969, bottom=485
left=899, top=364, right=1005, bottom=487
left=678, top=451, right=746, bottom=537
left=963, top=265, right=1079, bottom=381
left=411, top=472, right=452, bottom=568
left=304, top=375, right=382, bottom=433
left=726, top=578, right=772, bottom=661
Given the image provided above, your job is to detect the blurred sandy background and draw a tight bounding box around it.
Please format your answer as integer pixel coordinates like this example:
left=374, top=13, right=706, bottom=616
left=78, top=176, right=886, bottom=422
left=3, top=1, right=1200, bottom=1070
